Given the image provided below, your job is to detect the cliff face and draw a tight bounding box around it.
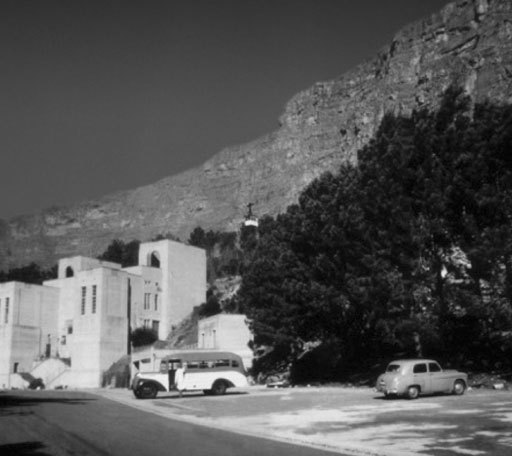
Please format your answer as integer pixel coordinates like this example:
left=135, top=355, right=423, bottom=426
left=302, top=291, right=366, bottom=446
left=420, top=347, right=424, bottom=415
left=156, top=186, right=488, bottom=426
left=2, top=0, right=512, bottom=270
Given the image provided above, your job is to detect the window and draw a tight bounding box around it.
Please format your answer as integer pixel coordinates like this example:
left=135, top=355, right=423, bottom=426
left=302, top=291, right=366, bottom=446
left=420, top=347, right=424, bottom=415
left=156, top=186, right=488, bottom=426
left=215, top=359, right=230, bottom=367
left=143, top=319, right=150, bottom=328
left=5, top=297, right=9, bottom=324
left=144, top=293, right=151, bottom=310
left=65, top=266, right=74, bottom=278
left=149, top=252, right=160, bottom=268
left=413, top=363, right=427, bottom=374
left=81, top=287, right=86, bottom=315
left=429, top=362, right=441, bottom=373
left=92, top=285, right=97, bottom=314
left=154, top=294, right=158, bottom=311
left=152, top=320, right=159, bottom=334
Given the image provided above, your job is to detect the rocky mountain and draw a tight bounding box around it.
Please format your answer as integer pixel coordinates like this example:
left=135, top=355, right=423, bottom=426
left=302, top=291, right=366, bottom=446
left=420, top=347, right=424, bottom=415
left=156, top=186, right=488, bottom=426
left=1, top=0, right=512, bottom=270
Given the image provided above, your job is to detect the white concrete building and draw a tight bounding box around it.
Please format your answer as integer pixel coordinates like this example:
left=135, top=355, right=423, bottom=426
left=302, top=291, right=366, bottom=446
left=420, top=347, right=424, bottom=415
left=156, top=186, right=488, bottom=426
left=0, top=282, right=59, bottom=388
left=0, top=239, right=206, bottom=388
left=197, top=314, right=253, bottom=369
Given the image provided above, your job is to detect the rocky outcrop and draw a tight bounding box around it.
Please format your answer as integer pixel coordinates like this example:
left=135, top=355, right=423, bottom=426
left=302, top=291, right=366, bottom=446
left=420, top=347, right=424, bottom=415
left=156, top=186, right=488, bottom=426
left=2, top=0, right=512, bottom=270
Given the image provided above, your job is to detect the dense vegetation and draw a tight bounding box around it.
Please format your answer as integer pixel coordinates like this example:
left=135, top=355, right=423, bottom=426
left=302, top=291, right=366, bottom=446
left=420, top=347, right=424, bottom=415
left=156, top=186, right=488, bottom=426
left=188, top=226, right=243, bottom=283
left=130, top=326, right=158, bottom=348
left=0, top=262, right=57, bottom=284
left=238, top=88, right=512, bottom=382
left=97, top=239, right=140, bottom=267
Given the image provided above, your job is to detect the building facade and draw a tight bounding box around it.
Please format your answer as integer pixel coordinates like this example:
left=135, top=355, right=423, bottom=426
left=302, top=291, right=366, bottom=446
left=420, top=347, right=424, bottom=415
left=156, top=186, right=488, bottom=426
left=197, top=314, right=253, bottom=369
left=0, top=282, right=59, bottom=388
left=0, top=239, right=206, bottom=388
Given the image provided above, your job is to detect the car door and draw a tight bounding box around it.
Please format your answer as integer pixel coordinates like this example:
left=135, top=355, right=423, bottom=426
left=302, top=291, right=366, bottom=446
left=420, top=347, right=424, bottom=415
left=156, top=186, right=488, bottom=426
left=428, top=362, right=446, bottom=393
left=167, top=359, right=180, bottom=390
left=412, top=362, right=431, bottom=394
left=429, top=361, right=454, bottom=393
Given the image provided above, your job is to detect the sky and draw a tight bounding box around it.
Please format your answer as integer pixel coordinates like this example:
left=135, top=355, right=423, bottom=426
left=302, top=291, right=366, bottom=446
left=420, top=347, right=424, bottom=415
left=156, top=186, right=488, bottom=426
left=0, top=0, right=450, bottom=220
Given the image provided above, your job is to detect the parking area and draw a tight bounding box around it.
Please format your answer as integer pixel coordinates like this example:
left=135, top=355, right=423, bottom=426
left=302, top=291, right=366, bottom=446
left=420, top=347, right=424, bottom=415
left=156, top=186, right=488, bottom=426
left=97, top=386, right=512, bottom=455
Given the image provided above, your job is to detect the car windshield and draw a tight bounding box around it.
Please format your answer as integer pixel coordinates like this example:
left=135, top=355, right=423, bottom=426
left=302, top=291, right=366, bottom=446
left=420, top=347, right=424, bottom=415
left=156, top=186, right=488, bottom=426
left=386, top=364, right=402, bottom=373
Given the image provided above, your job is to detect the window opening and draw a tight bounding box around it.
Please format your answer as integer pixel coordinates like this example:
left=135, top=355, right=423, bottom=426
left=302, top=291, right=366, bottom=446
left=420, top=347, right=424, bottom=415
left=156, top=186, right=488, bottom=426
left=5, top=297, right=9, bottom=324
left=92, top=285, right=97, bottom=314
left=429, top=362, right=441, bottom=372
left=413, top=363, right=427, bottom=374
left=152, top=320, right=159, bottom=334
left=149, top=252, right=160, bottom=268
left=81, top=287, right=86, bottom=315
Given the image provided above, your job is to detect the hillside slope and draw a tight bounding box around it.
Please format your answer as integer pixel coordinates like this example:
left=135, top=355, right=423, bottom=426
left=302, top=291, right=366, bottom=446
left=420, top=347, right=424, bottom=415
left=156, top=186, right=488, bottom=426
left=1, top=0, right=511, bottom=269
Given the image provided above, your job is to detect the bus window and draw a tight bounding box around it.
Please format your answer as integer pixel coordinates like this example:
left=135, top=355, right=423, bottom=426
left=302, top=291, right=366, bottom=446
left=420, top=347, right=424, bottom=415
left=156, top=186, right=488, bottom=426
left=231, top=360, right=240, bottom=368
left=215, top=359, right=230, bottom=367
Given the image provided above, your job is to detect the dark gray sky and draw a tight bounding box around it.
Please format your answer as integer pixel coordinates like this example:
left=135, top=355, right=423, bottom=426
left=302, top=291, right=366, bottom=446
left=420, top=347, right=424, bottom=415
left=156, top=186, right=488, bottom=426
left=1, top=0, right=449, bottom=219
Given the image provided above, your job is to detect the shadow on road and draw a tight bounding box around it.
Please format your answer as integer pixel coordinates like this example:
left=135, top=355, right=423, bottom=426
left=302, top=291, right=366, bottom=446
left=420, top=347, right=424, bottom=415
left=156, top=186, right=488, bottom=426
left=154, top=391, right=250, bottom=400
left=0, top=441, right=52, bottom=456
left=0, top=391, right=96, bottom=416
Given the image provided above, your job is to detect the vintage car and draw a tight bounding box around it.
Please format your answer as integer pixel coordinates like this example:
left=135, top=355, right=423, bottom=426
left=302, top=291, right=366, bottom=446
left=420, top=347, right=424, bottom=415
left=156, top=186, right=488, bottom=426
left=376, top=359, right=467, bottom=399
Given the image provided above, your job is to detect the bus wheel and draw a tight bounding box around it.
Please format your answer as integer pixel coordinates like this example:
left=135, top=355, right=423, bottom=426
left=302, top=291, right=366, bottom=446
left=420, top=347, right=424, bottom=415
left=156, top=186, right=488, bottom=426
left=211, top=380, right=227, bottom=396
left=139, top=383, right=157, bottom=399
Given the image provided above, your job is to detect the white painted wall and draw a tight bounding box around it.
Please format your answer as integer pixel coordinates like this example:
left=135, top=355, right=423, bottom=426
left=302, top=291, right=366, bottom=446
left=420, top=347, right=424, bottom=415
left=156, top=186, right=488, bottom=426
left=0, top=282, right=59, bottom=387
left=198, top=314, right=253, bottom=369
left=138, top=240, right=206, bottom=339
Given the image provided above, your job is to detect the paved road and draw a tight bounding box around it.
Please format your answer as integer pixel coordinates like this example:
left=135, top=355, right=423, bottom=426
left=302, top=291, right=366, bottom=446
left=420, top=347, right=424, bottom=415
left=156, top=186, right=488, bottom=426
left=0, top=390, right=339, bottom=456
left=98, top=386, right=512, bottom=456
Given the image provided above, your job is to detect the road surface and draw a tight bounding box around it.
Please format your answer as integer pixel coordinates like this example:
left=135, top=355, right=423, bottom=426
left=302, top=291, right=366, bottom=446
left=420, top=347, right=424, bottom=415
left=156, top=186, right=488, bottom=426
left=0, top=390, right=337, bottom=456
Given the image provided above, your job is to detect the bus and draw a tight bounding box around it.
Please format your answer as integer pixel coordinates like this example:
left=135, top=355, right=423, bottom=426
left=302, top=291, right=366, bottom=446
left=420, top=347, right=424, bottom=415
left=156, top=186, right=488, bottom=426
left=131, top=350, right=248, bottom=399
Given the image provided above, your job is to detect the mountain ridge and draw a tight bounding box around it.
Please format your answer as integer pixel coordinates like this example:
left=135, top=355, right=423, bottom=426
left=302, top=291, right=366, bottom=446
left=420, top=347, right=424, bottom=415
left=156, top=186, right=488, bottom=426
left=2, top=0, right=511, bottom=270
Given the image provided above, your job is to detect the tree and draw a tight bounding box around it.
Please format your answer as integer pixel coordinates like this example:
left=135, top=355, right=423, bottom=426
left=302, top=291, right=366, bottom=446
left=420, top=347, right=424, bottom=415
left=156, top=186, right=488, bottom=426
left=239, top=88, right=512, bottom=381
left=130, top=327, right=158, bottom=347
left=0, top=262, right=57, bottom=284
left=188, top=227, right=244, bottom=282
left=98, top=239, right=140, bottom=267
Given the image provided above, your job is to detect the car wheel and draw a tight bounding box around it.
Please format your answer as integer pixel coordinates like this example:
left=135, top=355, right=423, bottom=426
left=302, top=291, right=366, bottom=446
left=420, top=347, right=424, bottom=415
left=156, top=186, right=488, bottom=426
left=452, top=380, right=466, bottom=396
left=211, top=380, right=227, bottom=396
left=406, top=385, right=420, bottom=399
left=139, top=383, right=158, bottom=399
